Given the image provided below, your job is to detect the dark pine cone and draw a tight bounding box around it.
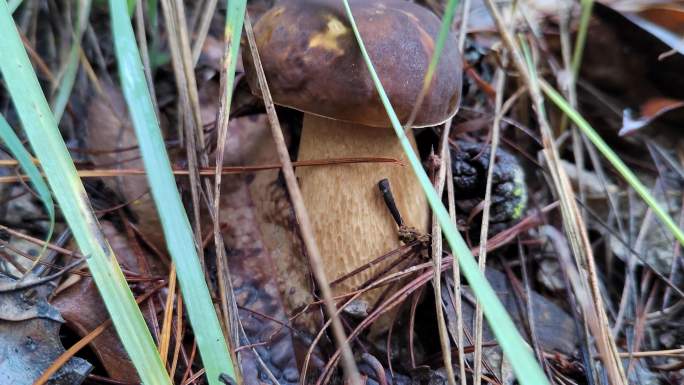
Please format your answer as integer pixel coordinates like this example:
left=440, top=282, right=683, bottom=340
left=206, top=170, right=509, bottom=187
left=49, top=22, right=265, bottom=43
left=450, top=140, right=527, bottom=226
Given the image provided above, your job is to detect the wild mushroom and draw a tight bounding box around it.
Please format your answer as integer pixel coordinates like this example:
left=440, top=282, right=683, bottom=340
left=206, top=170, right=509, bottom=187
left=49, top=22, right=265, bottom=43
left=244, top=0, right=462, bottom=304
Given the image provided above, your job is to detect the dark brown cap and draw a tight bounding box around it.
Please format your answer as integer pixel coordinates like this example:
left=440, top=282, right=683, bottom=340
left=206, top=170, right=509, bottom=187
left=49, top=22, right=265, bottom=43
left=243, top=0, right=462, bottom=128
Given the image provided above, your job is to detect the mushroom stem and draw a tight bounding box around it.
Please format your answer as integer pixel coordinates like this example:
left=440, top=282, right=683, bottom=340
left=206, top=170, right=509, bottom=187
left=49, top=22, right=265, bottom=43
left=296, top=114, right=429, bottom=301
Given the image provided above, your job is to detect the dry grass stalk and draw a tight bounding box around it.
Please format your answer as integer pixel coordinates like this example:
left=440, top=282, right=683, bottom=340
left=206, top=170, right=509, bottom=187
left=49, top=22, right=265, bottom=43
left=431, top=119, right=456, bottom=385
left=482, top=0, right=628, bottom=383
left=243, top=12, right=362, bottom=385
left=472, top=67, right=505, bottom=385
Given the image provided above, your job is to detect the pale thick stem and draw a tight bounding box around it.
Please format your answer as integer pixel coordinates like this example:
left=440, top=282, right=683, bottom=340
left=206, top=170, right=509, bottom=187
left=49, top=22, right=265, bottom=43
left=296, top=114, right=429, bottom=302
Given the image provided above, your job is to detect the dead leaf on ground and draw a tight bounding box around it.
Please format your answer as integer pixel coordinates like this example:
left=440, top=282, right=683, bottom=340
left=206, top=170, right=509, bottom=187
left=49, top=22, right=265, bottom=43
left=50, top=221, right=165, bottom=384
left=86, top=83, right=165, bottom=249
left=0, top=274, right=92, bottom=385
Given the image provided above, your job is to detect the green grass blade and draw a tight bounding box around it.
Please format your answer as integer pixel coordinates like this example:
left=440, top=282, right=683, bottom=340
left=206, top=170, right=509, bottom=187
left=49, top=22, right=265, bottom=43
left=541, top=80, right=684, bottom=247
left=52, top=0, right=92, bottom=122
left=406, top=0, right=459, bottom=126
left=107, top=1, right=236, bottom=384
left=0, top=114, right=54, bottom=259
left=7, top=0, right=20, bottom=13
left=428, top=0, right=459, bottom=81
left=216, top=0, right=245, bottom=131
left=223, top=0, right=245, bottom=79
left=341, top=2, right=550, bottom=384
left=0, top=2, right=171, bottom=384
left=571, top=0, right=594, bottom=77
left=213, top=0, right=246, bottom=336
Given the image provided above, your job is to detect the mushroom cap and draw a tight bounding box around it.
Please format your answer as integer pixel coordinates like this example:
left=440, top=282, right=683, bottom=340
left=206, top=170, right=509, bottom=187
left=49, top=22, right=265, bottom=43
left=243, top=0, right=462, bottom=128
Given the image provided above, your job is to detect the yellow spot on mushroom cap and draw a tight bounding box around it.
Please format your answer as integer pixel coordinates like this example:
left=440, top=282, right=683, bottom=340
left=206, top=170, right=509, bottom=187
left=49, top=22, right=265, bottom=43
left=308, top=16, right=348, bottom=55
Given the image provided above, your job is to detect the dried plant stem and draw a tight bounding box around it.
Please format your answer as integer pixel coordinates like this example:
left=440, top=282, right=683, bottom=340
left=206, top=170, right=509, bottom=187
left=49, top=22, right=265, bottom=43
left=108, top=0, right=237, bottom=380
left=613, top=203, right=655, bottom=335
left=457, top=0, right=471, bottom=51
left=212, top=0, right=247, bottom=377
left=0, top=157, right=400, bottom=183
left=446, top=150, right=467, bottom=385
left=482, top=1, right=627, bottom=383
left=448, top=2, right=469, bottom=374
left=243, top=12, right=362, bottom=385
left=134, top=0, right=159, bottom=113
left=158, top=262, right=177, bottom=365
left=558, top=5, right=587, bottom=217
left=163, top=4, right=246, bottom=376
left=190, top=0, right=218, bottom=65
left=170, top=292, right=184, bottom=377
left=159, top=0, right=204, bottom=254
left=472, top=67, right=504, bottom=385
left=431, top=119, right=456, bottom=385
left=618, top=347, right=684, bottom=358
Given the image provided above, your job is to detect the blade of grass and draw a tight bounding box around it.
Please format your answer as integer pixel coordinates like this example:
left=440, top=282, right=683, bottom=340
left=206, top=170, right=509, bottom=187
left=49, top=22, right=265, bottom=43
left=496, top=4, right=625, bottom=378
left=212, top=0, right=246, bottom=367
left=557, top=0, right=593, bottom=134
left=8, top=0, right=20, bottom=13
left=541, top=80, right=684, bottom=247
left=571, top=0, right=594, bottom=78
left=51, top=0, right=92, bottom=122
left=405, top=0, right=459, bottom=128
left=0, top=114, right=54, bottom=261
left=0, top=2, right=171, bottom=385
left=340, top=2, right=550, bottom=384
left=107, top=1, right=236, bottom=384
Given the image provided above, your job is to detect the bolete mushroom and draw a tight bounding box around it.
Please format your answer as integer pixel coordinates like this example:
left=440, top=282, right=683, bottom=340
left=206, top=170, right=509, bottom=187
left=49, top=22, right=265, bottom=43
left=244, top=0, right=462, bottom=305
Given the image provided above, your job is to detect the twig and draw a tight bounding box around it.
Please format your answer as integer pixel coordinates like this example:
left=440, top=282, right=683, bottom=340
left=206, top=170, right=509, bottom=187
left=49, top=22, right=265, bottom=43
left=613, top=199, right=655, bottom=335
left=0, top=256, right=84, bottom=292
left=472, top=66, right=504, bottom=385
left=0, top=157, right=401, bottom=183
left=243, top=12, right=362, bottom=385
left=158, top=3, right=209, bottom=313
left=330, top=241, right=419, bottom=288
left=516, top=240, right=551, bottom=378
left=170, top=291, right=184, bottom=380
left=158, top=263, right=177, bottom=365
left=190, top=0, right=218, bottom=65
left=457, top=0, right=471, bottom=52
left=431, top=118, right=456, bottom=385
left=446, top=147, right=467, bottom=385
left=301, top=290, right=366, bottom=385
left=618, top=347, right=684, bottom=358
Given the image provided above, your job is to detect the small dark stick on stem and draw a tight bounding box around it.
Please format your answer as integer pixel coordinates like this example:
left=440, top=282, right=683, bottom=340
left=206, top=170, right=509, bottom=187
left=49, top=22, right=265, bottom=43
left=378, top=178, right=404, bottom=227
